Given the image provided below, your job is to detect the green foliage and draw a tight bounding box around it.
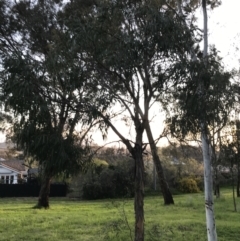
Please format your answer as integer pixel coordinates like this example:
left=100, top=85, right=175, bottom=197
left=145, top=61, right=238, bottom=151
left=178, top=177, right=200, bottom=193
left=82, top=181, right=103, bottom=200
left=0, top=0, right=110, bottom=181
left=194, top=177, right=204, bottom=191
left=82, top=160, right=134, bottom=200
left=166, top=46, right=235, bottom=139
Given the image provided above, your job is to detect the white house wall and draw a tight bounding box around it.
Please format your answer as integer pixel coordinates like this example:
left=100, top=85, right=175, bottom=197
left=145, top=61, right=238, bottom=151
left=0, top=166, right=19, bottom=184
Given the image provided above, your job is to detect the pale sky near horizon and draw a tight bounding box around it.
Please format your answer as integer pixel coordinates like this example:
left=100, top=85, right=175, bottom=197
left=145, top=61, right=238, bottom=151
left=0, top=1, right=239, bottom=147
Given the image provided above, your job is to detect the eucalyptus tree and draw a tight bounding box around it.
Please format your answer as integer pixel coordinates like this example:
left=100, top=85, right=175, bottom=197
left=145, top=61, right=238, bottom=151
left=220, top=139, right=238, bottom=212
left=0, top=0, right=108, bottom=208
left=164, top=1, right=236, bottom=240
left=236, top=120, right=240, bottom=197
left=233, top=83, right=240, bottom=197
left=61, top=0, right=195, bottom=240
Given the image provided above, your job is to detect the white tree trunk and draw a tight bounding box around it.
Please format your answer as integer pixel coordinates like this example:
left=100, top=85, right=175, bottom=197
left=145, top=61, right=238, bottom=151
left=202, top=1, right=218, bottom=240
left=169, top=1, right=219, bottom=239
left=201, top=127, right=218, bottom=241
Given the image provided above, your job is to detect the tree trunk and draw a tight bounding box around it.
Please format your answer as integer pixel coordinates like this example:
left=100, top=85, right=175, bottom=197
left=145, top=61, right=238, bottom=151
left=214, top=167, right=220, bottom=198
left=201, top=127, right=218, bottom=241
left=145, top=121, right=174, bottom=205
left=237, top=160, right=240, bottom=197
left=132, top=143, right=145, bottom=241
left=36, top=175, right=51, bottom=209
left=126, top=121, right=145, bottom=241
left=236, top=120, right=240, bottom=197
left=201, top=1, right=218, bottom=240
left=231, top=165, right=237, bottom=212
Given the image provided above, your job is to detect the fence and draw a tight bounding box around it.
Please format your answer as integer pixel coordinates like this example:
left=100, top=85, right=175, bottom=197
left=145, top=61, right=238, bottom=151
left=0, top=183, right=67, bottom=197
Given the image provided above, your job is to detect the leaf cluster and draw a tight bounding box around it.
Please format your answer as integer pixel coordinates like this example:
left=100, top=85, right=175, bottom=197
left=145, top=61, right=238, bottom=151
left=62, top=0, right=196, bottom=98
left=166, top=47, right=235, bottom=139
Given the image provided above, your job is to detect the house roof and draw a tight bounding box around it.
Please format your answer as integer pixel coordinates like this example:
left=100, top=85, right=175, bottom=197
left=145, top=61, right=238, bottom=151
left=0, top=159, right=26, bottom=172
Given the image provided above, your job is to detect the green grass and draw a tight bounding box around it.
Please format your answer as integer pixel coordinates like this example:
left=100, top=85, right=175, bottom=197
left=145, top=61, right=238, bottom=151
left=0, top=189, right=239, bottom=241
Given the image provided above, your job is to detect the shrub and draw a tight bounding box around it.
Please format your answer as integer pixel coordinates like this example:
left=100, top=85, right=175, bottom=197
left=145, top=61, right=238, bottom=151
left=82, top=182, right=103, bottom=200
left=82, top=161, right=134, bottom=200
left=178, top=177, right=200, bottom=193
left=194, top=177, right=204, bottom=191
left=111, top=165, right=134, bottom=198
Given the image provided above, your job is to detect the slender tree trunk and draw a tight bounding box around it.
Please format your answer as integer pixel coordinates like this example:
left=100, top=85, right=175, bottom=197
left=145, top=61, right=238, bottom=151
left=132, top=143, right=145, bottom=241
left=153, top=163, right=156, bottom=191
left=231, top=165, right=237, bottom=212
left=201, top=127, right=218, bottom=241
left=145, top=121, right=174, bottom=204
left=237, top=121, right=240, bottom=197
left=214, top=167, right=220, bottom=198
left=131, top=126, right=145, bottom=241
left=237, top=161, right=240, bottom=197
left=201, top=1, right=218, bottom=240
left=36, top=175, right=52, bottom=209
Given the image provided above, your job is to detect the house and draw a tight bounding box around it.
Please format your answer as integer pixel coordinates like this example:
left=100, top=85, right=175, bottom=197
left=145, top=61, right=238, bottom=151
left=0, top=159, right=28, bottom=184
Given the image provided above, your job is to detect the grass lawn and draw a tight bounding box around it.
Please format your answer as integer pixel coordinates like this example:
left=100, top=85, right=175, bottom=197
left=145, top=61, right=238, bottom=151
left=0, top=189, right=239, bottom=241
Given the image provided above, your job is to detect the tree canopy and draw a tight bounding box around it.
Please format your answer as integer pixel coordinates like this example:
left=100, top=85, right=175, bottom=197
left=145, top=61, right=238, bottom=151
left=0, top=0, right=110, bottom=208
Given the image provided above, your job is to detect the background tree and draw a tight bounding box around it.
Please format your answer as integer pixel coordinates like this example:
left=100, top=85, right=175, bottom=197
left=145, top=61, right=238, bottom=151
left=162, top=0, right=237, bottom=240
left=236, top=120, right=240, bottom=197
left=0, top=0, right=108, bottom=208
left=220, top=139, right=238, bottom=212
left=169, top=1, right=236, bottom=240
left=61, top=1, right=196, bottom=240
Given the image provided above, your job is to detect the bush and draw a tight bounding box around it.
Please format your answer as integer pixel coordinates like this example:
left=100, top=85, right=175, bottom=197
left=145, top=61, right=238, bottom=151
left=178, top=177, right=200, bottom=193
left=194, top=177, right=204, bottom=191
left=82, top=182, right=103, bottom=199
left=82, top=161, right=134, bottom=200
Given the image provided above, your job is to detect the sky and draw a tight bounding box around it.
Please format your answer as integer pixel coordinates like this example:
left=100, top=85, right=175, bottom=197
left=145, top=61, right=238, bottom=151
left=0, top=1, right=239, bottom=146
left=207, top=0, right=240, bottom=70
